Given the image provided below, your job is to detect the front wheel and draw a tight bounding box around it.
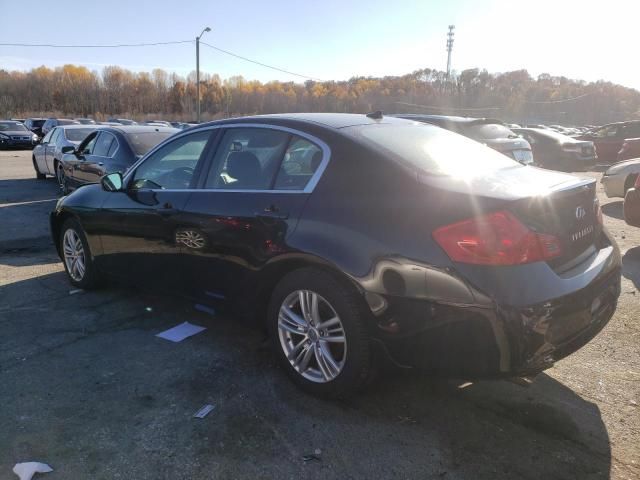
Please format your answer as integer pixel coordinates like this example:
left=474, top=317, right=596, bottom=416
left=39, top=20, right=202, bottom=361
left=268, top=268, right=373, bottom=398
left=56, top=162, right=70, bottom=194
left=59, top=218, right=102, bottom=289
left=33, top=157, right=45, bottom=180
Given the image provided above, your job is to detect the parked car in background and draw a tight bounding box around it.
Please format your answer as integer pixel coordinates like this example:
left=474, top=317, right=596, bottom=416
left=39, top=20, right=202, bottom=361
left=10, top=118, right=25, bottom=123
left=578, top=121, right=640, bottom=163
left=0, top=120, right=38, bottom=149
left=42, top=118, right=80, bottom=136
left=106, top=118, right=138, bottom=125
left=24, top=118, right=46, bottom=138
left=74, top=118, right=96, bottom=125
left=513, top=128, right=597, bottom=171
left=601, top=158, right=640, bottom=198
left=50, top=113, right=620, bottom=398
left=59, top=125, right=178, bottom=193
left=617, top=138, right=640, bottom=161
left=396, top=115, right=534, bottom=165
left=623, top=175, right=640, bottom=227
left=32, top=125, right=99, bottom=181
left=143, top=120, right=172, bottom=127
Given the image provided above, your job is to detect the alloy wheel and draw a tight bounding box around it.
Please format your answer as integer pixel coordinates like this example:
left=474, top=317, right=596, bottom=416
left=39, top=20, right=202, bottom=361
left=277, top=290, right=347, bottom=383
left=63, top=228, right=86, bottom=282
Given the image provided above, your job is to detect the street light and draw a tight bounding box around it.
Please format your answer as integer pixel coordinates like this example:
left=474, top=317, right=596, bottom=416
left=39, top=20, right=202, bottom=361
left=196, top=26, right=211, bottom=123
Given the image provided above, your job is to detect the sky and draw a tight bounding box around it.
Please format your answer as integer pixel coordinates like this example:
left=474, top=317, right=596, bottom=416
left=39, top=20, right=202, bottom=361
left=1, top=0, right=639, bottom=90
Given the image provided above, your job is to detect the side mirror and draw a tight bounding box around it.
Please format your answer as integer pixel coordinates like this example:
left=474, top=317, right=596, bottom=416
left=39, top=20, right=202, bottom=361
left=61, top=146, right=75, bottom=154
left=101, top=172, right=124, bottom=192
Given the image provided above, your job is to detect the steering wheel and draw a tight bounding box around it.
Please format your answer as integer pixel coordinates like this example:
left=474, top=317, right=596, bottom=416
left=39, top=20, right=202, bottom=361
left=160, top=166, right=194, bottom=189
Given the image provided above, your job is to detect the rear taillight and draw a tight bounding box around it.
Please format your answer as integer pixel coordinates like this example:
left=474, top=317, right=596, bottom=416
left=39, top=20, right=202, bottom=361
left=634, top=175, right=640, bottom=188
left=561, top=143, right=582, bottom=153
left=433, top=210, right=562, bottom=266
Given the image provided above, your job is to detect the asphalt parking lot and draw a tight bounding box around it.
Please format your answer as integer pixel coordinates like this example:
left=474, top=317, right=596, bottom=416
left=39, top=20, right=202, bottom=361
left=1, top=149, right=638, bottom=479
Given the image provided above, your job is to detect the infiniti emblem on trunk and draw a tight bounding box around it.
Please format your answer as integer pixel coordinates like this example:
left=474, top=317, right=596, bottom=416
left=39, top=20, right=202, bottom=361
left=575, top=206, right=586, bottom=220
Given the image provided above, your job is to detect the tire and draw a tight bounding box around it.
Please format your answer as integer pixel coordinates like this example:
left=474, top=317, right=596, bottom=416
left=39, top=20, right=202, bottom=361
left=59, top=218, right=102, bottom=289
left=33, top=156, right=45, bottom=180
left=624, top=174, right=638, bottom=195
left=56, top=161, right=69, bottom=194
left=267, top=268, right=372, bottom=399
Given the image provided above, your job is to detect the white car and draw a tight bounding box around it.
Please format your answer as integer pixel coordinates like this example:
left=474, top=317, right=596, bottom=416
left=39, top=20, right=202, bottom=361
left=601, top=158, right=640, bottom=198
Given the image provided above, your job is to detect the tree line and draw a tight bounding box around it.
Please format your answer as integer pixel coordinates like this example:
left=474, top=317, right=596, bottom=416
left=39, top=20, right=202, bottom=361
left=1, top=64, right=639, bottom=125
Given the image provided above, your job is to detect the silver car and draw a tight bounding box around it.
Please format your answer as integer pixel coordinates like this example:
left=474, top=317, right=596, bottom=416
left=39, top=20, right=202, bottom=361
left=32, top=125, right=99, bottom=182
left=601, top=158, right=640, bottom=198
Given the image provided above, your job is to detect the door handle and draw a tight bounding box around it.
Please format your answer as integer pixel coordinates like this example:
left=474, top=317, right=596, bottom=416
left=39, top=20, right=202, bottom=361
left=158, top=202, right=177, bottom=217
left=256, top=205, right=289, bottom=220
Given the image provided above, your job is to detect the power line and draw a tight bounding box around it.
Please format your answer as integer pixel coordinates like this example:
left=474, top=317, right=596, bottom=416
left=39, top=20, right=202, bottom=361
left=199, top=41, right=323, bottom=82
left=0, top=40, right=193, bottom=48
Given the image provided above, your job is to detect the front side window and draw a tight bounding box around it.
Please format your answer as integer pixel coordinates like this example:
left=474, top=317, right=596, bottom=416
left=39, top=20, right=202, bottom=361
left=131, top=130, right=211, bottom=190
left=93, top=132, right=116, bottom=157
left=79, top=132, right=99, bottom=155
left=274, top=137, right=324, bottom=190
left=204, top=128, right=290, bottom=189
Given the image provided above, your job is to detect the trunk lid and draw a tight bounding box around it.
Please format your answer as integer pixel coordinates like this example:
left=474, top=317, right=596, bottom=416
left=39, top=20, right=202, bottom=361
left=419, top=166, right=599, bottom=269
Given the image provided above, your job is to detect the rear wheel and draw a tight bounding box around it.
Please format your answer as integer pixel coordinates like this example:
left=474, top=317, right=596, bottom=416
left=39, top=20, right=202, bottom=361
left=268, top=268, right=372, bottom=398
left=33, top=156, right=45, bottom=180
left=59, top=218, right=102, bottom=289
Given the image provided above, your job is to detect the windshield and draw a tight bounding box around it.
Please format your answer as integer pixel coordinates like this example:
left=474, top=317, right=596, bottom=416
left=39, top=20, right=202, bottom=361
left=125, top=131, right=175, bottom=156
left=0, top=122, right=29, bottom=132
left=344, top=123, right=521, bottom=177
left=64, top=128, right=96, bottom=143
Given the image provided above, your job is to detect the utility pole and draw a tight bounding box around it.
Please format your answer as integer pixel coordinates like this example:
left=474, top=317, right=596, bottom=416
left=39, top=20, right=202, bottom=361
left=446, top=25, right=455, bottom=80
left=196, top=26, right=211, bottom=123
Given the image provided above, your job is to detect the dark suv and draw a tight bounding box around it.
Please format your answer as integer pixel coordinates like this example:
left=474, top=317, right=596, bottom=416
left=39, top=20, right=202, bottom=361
left=42, top=118, right=80, bottom=136
left=395, top=115, right=534, bottom=165
left=24, top=118, right=46, bottom=138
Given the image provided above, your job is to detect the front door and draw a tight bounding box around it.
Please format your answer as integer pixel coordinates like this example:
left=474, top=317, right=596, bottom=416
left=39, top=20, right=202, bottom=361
left=96, top=129, right=215, bottom=292
left=65, top=131, right=99, bottom=190
left=179, top=127, right=327, bottom=313
left=44, top=128, right=61, bottom=175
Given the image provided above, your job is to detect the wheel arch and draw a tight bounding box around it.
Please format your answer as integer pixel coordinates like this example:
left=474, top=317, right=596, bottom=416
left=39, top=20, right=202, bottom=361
left=624, top=172, right=639, bottom=193
left=50, top=210, right=79, bottom=258
left=252, top=254, right=366, bottom=329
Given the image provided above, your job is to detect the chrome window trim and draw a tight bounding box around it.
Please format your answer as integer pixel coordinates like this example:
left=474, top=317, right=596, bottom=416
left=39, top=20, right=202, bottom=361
left=123, top=123, right=331, bottom=194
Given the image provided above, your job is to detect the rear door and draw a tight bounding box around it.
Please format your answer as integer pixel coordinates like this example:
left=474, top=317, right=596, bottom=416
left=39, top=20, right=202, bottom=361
left=97, top=129, right=214, bottom=291
left=179, top=126, right=328, bottom=311
left=34, top=129, right=54, bottom=173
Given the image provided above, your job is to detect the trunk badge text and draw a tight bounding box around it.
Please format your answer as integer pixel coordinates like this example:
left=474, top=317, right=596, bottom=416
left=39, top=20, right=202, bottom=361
left=575, top=206, right=587, bottom=220
left=571, top=225, right=594, bottom=242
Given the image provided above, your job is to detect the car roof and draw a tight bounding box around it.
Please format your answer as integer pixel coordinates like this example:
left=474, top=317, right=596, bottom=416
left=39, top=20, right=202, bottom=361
left=96, top=125, right=179, bottom=134
left=57, top=124, right=100, bottom=130
left=392, top=114, right=505, bottom=127
left=198, top=113, right=414, bottom=130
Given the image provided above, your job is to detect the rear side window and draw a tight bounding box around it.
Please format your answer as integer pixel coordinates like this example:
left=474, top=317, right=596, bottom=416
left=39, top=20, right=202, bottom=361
left=204, top=128, right=290, bottom=189
left=274, top=137, right=323, bottom=190
left=344, top=123, right=520, bottom=177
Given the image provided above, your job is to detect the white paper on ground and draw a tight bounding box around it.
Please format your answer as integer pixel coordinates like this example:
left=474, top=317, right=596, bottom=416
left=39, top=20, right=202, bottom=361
left=193, top=404, right=216, bottom=418
left=13, top=462, right=53, bottom=480
left=156, top=322, right=206, bottom=342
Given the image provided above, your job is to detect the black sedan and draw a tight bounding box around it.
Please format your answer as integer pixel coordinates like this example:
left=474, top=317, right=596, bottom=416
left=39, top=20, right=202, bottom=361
left=0, top=120, right=38, bottom=149
left=59, top=125, right=178, bottom=193
left=513, top=128, right=597, bottom=171
left=50, top=113, right=621, bottom=398
left=395, top=114, right=534, bottom=165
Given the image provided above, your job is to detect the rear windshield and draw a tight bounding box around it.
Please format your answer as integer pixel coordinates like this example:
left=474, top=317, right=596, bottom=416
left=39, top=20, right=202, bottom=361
left=466, top=123, right=515, bottom=140
left=64, top=128, right=95, bottom=142
left=0, top=122, right=28, bottom=132
left=124, top=131, right=175, bottom=156
left=344, top=123, right=521, bottom=177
